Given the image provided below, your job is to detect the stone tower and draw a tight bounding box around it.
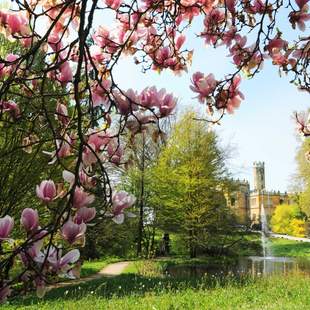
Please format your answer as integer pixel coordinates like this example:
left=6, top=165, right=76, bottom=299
left=253, top=161, right=265, bottom=191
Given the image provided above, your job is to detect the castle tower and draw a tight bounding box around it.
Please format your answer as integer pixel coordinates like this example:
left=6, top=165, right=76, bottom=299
left=253, top=161, right=265, bottom=191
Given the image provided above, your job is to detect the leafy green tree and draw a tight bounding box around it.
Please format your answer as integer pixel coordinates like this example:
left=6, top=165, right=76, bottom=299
left=82, top=218, right=138, bottom=259
left=0, top=35, right=60, bottom=222
left=271, top=204, right=306, bottom=237
left=293, top=138, right=310, bottom=217
left=82, top=122, right=171, bottom=259
left=120, top=122, right=171, bottom=257
left=149, top=111, right=237, bottom=257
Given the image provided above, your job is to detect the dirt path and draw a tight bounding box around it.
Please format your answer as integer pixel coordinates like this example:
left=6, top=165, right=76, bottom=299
left=269, top=233, right=310, bottom=243
left=49, top=261, right=130, bottom=289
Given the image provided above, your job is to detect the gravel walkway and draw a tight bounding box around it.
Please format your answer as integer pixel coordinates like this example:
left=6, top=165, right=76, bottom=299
left=48, top=261, right=130, bottom=289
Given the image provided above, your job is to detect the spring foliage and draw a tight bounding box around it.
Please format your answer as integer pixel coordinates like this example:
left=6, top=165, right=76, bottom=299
left=271, top=204, right=306, bottom=237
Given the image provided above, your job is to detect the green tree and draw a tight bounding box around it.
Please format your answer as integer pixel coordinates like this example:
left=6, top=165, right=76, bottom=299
left=150, top=111, right=236, bottom=257
left=293, top=137, right=310, bottom=217
left=271, top=204, right=306, bottom=237
left=0, top=35, right=60, bottom=221
left=120, top=122, right=171, bottom=257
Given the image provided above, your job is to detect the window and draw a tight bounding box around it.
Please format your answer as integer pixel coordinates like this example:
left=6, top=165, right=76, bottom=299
left=231, top=197, right=236, bottom=206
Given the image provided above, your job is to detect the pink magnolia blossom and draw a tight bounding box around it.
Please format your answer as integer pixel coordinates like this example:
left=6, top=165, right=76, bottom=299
left=92, top=26, right=109, bottom=47
left=202, top=9, right=225, bottom=45
left=113, top=91, right=132, bottom=115
left=272, top=53, right=289, bottom=66
left=228, top=35, right=247, bottom=66
left=295, top=0, right=309, bottom=9
left=63, top=169, right=96, bottom=188
left=92, top=26, right=118, bottom=53
left=266, top=38, right=288, bottom=56
left=89, top=45, right=106, bottom=63
left=7, top=12, right=27, bottom=34
left=21, top=37, right=33, bottom=47
left=82, top=143, right=98, bottom=167
left=190, top=72, right=217, bottom=102
left=0, top=100, right=21, bottom=118
left=180, top=0, right=198, bottom=5
left=57, top=62, right=73, bottom=84
left=0, top=63, right=4, bottom=78
left=34, top=246, right=80, bottom=280
left=3, top=54, right=19, bottom=75
left=0, top=215, right=14, bottom=241
left=20, top=230, right=47, bottom=266
left=21, top=208, right=39, bottom=232
left=252, top=0, right=266, bottom=13
left=72, top=187, right=95, bottom=209
left=176, top=6, right=200, bottom=25
left=113, top=88, right=140, bottom=115
left=56, top=136, right=72, bottom=158
left=74, top=207, right=96, bottom=224
left=105, top=0, right=122, bottom=10
left=219, top=75, right=245, bottom=114
left=106, top=139, right=124, bottom=164
left=44, top=135, right=72, bottom=164
left=5, top=53, right=18, bottom=62
left=0, top=10, right=28, bottom=35
left=176, top=35, right=186, bottom=50
left=55, top=102, right=69, bottom=126
left=61, top=219, right=86, bottom=244
left=36, top=180, right=56, bottom=203
left=225, top=0, right=236, bottom=14
left=154, top=47, right=176, bottom=69
left=87, top=130, right=110, bottom=151
left=289, top=10, right=310, bottom=31
left=295, top=111, right=310, bottom=135
left=46, top=247, right=80, bottom=275
left=222, top=27, right=237, bottom=47
left=228, top=75, right=244, bottom=102
left=159, top=93, right=177, bottom=117
left=140, top=86, right=161, bottom=108
left=110, top=191, right=136, bottom=224
left=48, top=32, right=63, bottom=52
left=90, top=80, right=111, bottom=107
left=126, top=113, right=156, bottom=134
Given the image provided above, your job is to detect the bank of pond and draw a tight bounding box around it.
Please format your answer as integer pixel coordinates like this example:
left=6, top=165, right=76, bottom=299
left=3, top=234, right=310, bottom=309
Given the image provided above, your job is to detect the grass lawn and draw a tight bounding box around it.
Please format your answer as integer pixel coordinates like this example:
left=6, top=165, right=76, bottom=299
left=4, top=258, right=310, bottom=309
left=226, top=231, right=263, bottom=256
left=5, top=236, right=310, bottom=309
left=270, top=238, right=310, bottom=257
left=80, top=257, right=121, bottom=277
left=3, top=269, right=310, bottom=309
left=126, top=257, right=240, bottom=278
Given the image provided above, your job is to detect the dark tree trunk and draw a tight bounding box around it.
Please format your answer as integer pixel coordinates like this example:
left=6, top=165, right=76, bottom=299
left=149, top=225, right=156, bottom=258
left=189, top=229, right=197, bottom=258
left=137, top=132, right=145, bottom=256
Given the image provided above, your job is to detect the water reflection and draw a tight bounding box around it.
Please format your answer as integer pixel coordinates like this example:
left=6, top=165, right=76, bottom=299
left=165, top=256, right=310, bottom=278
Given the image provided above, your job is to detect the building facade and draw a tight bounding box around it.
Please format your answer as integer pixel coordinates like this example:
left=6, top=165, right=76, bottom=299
left=227, top=162, right=290, bottom=226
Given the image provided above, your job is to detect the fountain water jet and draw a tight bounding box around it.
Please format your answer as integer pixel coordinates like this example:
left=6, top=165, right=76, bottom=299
left=260, top=201, right=274, bottom=273
left=260, top=202, right=272, bottom=257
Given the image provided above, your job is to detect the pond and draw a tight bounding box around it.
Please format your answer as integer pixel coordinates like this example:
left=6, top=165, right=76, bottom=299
left=165, top=256, right=310, bottom=278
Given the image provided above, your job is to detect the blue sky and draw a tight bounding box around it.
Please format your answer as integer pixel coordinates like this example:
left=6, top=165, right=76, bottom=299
left=2, top=1, right=308, bottom=191
left=110, top=15, right=309, bottom=193
left=21, top=0, right=307, bottom=192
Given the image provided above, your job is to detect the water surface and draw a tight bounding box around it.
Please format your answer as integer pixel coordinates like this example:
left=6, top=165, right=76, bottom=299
left=165, top=256, right=310, bottom=278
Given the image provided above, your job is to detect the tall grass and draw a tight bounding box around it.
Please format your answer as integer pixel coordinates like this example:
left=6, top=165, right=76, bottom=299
left=270, top=238, right=310, bottom=257
left=3, top=260, right=310, bottom=309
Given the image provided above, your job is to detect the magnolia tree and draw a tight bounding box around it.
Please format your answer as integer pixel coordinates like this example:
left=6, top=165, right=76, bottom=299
left=0, top=0, right=309, bottom=302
